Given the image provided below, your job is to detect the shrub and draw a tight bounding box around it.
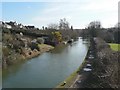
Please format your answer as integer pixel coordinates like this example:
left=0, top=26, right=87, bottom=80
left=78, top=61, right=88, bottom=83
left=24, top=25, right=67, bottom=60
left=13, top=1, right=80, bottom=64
left=30, top=43, right=39, bottom=51
left=2, top=46, right=10, bottom=56
left=37, top=38, right=44, bottom=44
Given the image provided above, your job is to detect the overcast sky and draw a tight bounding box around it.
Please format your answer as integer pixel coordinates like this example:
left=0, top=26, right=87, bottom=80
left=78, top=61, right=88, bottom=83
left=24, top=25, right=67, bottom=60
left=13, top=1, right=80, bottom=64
left=1, top=0, right=119, bottom=29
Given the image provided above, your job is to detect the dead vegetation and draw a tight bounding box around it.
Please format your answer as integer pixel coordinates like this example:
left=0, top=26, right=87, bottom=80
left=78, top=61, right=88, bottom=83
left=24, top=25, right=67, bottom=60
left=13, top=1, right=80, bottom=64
left=91, top=38, right=119, bottom=88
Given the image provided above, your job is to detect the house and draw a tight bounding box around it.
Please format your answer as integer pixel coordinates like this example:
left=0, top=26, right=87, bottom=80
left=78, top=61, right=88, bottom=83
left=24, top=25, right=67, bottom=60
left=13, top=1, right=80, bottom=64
left=2, top=22, right=12, bottom=29
left=5, top=24, right=12, bottom=29
left=25, top=26, right=35, bottom=29
left=18, top=24, right=27, bottom=29
left=18, top=24, right=23, bottom=28
left=6, top=21, right=17, bottom=27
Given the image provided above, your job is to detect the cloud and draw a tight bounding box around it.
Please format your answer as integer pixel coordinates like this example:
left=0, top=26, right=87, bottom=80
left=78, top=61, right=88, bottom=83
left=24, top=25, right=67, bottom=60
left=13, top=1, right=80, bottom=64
left=30, top=0, right=118, bottom=28
left=2, top=0, right=119, bottom=29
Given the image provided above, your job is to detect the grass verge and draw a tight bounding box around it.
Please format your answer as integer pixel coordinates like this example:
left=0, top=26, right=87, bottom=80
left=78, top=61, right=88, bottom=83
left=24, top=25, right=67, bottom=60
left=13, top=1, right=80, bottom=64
left=109, top=43, right=120, bottom=51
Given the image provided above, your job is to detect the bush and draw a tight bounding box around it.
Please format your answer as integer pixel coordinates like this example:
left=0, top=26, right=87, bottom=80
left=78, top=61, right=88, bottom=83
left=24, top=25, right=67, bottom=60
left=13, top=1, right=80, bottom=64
left=3, top=34, right=13, bottom=43
left=30, top=43, right=39, bottom=51
left=2, top=46, right=10, bottom=56
left=37, top=38, right=44, bottom=44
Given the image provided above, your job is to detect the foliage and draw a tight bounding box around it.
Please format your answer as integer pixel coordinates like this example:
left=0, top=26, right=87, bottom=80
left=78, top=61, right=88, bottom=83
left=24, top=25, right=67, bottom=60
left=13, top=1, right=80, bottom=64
left=2, top=28, right=11, bottom=34
left=87, top=21, right=101, bottom=37
left=2, top=34, right=13, bottom=43
left=12, top=40, right=25, bottom=51
left=37, top=38, right=45, bottom=44
left=52, top=31, right=62, bottom=43
left=94, top=38, right=119, bottom=88
left=30, top=43, right=39, bottom=51
left=47, top=23, right=59, bottom=30
left=88, top=21, right=101, bottom=29
left=71, top=26, right=73, bottom=30
left=59, top=18, right=70, bottom=30
left=114, top=30, right=120, bottom=43
left=2, top=46, right=10, bottom=56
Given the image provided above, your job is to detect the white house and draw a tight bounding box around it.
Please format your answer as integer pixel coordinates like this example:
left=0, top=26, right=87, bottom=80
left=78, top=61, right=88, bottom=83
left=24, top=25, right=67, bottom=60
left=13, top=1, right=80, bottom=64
left=18, top=24, right=23, bottom=29
left=4, top=23, right=12, bottom=29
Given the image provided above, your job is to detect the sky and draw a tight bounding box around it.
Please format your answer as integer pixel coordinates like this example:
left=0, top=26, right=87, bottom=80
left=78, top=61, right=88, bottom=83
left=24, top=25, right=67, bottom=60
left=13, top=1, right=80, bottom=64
left=1, top=0, right=119, bottom=29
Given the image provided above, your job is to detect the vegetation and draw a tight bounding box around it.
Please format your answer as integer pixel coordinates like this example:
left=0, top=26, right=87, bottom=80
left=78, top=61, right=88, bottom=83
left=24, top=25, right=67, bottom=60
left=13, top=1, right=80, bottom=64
left=2, top=27, right=55, bottom=68
left=94, top=38, right=119, bottom=88
left=59, top=18, right=70, bottom=30
left=81, top=21, right=119, bottom=44
left=47, top=23, right=59, bottom=30
left=37, top=38, right=45, bottom=44
left=2, top=19, right=120, bottom=88
left=52, top=31, right=62, bottom=43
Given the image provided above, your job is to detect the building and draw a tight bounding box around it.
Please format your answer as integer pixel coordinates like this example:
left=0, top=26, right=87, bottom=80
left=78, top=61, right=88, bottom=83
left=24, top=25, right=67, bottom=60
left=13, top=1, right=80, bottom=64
left=25, top=26, right=35, bottom=29
left=2, top=22, right=12, bottom=29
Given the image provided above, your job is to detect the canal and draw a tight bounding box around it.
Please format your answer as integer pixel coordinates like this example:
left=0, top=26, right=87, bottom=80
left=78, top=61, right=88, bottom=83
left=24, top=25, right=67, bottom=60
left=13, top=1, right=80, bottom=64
left=2, top=38, right=89, bottom=88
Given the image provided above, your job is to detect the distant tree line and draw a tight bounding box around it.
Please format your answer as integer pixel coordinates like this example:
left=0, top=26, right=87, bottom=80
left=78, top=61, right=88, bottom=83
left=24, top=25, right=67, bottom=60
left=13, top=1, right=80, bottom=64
left=81, top=21, right=120, bottom=43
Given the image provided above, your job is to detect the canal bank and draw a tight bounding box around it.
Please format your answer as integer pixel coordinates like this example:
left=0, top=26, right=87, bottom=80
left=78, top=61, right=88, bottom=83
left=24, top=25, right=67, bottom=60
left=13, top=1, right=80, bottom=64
left=59, top=37, right=119, bottom=88
left=2, top=44, right=54, bottom=69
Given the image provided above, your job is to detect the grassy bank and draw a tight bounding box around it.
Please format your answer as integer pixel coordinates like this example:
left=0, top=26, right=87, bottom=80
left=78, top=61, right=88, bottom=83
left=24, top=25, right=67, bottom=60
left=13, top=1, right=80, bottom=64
left=56, top=60, right=86, bottom=88
left=109, top=43, right=120, bottom=51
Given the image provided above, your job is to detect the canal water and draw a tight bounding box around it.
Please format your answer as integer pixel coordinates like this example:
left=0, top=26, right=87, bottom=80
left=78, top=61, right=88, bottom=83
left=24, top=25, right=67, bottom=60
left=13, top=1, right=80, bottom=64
left=2, top=38, right=88, bottom=88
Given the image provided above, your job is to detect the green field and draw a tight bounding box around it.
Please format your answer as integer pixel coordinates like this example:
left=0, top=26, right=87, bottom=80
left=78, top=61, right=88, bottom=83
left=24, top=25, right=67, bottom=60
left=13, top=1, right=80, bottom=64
left=109, top=43, right=120, bottom=51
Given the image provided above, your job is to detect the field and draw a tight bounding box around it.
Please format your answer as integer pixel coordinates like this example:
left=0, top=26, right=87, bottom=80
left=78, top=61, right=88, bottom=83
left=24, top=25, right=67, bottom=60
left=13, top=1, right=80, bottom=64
left=109, top=43, right=120, bottom=51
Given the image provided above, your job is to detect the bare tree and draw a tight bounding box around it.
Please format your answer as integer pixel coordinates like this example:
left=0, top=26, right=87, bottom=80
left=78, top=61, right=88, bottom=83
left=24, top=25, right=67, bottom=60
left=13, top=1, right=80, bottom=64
left=88, top=21, right=102, bottom=37
left=47, top=23, right=59, bottom=30
left=42, top=26, right=44, bottom=30
left=59, top=18, right=70, bottom=30
left=88, top=21, right=101, bottom=29
left=71, top=25, right=73, bottom=30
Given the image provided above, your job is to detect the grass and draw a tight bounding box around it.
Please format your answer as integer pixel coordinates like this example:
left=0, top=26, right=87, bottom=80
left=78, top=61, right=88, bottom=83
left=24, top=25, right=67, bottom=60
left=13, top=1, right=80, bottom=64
left=109, top=43, right=120, bottom=51
left=56, top=60, right=86, bottom=88
left=38, top=44, right=54, bottom=49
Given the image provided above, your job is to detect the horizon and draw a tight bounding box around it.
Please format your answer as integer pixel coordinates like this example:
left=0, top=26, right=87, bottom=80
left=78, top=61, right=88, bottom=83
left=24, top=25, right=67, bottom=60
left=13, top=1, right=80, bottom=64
left=1, top=0, right=119, bottom=29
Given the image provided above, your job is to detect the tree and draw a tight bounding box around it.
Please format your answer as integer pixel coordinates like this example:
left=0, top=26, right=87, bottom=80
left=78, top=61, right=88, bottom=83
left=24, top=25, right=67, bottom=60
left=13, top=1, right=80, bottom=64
left=71, top=26, right=73, bottom=30
left=114, top=30, right=120, bottom=43
left=59, top=18, right=70, bottom=30
left=42, top=26, right=44, bottom=30
left=45, top=27, right=48, bottom=30
left=52, top=31, right=62, bottom=43
left=30, top=43, right=40, bottom=51
left=88, top=21, right=101, bottom=29
left=37, top=38, right=45, bottom=44
left=88, top=21, right=101, bottom=37
left=47, top=23, right=59, bottom=30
